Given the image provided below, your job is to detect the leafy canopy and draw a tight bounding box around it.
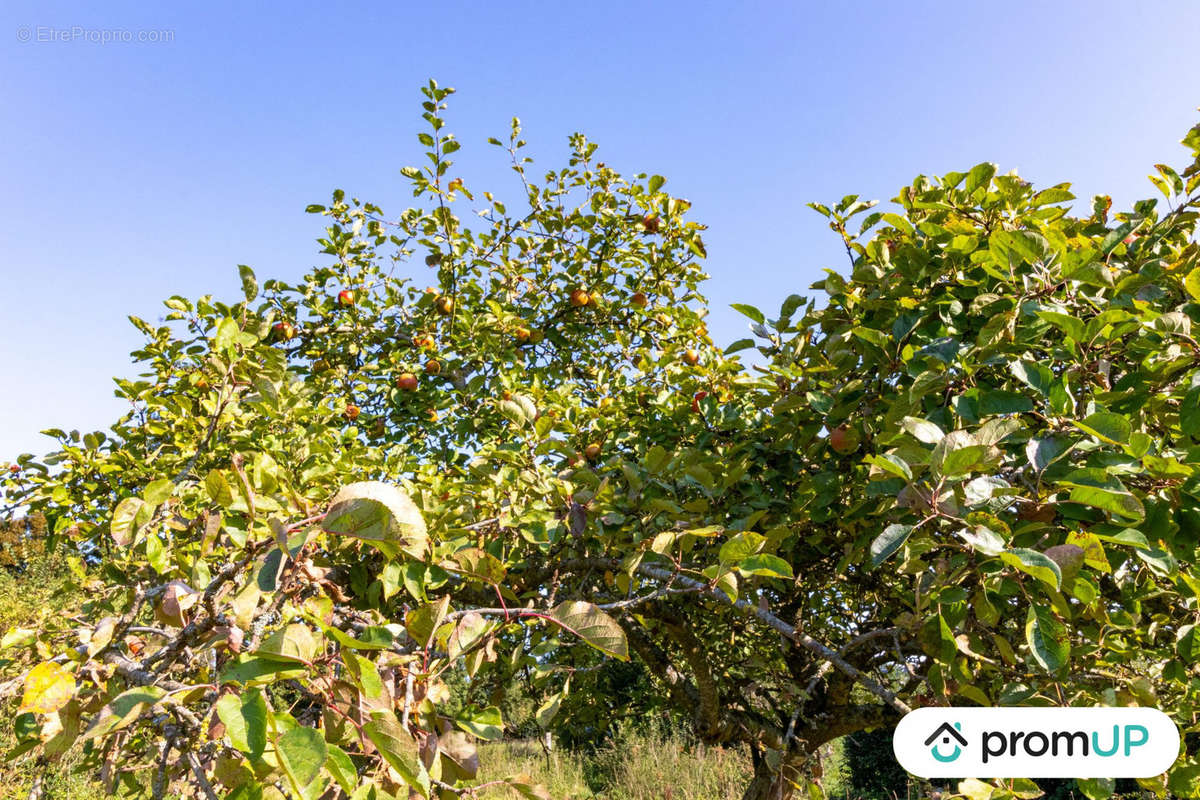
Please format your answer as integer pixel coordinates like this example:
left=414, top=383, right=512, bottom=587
left=4, top=82, right=1200, bottom=800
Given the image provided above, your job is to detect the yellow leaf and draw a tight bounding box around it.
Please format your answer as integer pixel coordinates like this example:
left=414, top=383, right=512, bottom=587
left=20, top=662, right=76, bottom=715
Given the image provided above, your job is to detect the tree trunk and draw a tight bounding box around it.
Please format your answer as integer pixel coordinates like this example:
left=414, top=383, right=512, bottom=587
left=741, top=750, right=802, bottom=800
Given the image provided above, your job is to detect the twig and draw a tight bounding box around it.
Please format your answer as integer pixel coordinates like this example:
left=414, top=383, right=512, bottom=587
left=186, top=751, right=220, bottom=800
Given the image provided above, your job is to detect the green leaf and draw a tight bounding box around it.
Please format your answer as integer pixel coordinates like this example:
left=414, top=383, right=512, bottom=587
left=870, top=524, right=913, bottom=568
left=447, top=612, right=490, bottom=660
left=80, top=685, right=164, bottom=741
left=142, top=478, right=173, bottom=505
left=218, top=655, right=307, bottom=687
left=685, top=463, right=715, bottom=489
left=1, top=627, right=36, bottom=650
left=1000, top=548, right=1061, bottom=589
left=548, top=601, right=629, bottom=660
left=535, top=685, right=566, bottom=729
left=1007, top=778, right=1045, bottom=799
left=976, top=390, right=1033, bottom=415
left=1026, top=437, right=1070, bottom=472
left=215, top=688, right=268, bottom=759
left=405, top=596, right=450, bottom=648
left=643, top=445, right=669, bottom=473
left=110, top=496, right=146, bottom=547
left=940, top=444, right=987, bottom=477
left=921, top=613, right=956, bottom=663
left=963, top=476, right=1010, bottom=508
left=958, top=778, right=995, bottom=800
left=214, top=317, right=240, bottom=352
left=1168, top=764, right=1200, bottom=799
left=449, top=547, right=507, bottom=584
left=1057, top=469, right=1145, bottom=521
left=364, top=715, right=427, bottom=792
left=322, top=481, right=429, bottom=560
left=205, top=470, right=234, bottom=507
left=730, top=303, right=765, bottom=325
left=144, top=533, right=167, bottom=575
left=955, top=525, right=1006, bottom=556
left=1185, top=268, right=1200, bottom=302
left=323, top=625, right=395, bottom=651
left=1009, top=360, right=1053, bottom=397
left=737, top=554, right=793, bottom=579
left=455, top=706, right=504, bottom=740
left=257, top=624, right=317, bottom=664
left=1036, top=311, right=1085, bottom=343
left=851, top=326, right=889, bottom=349
left=380, top=560, right=403, bottom=601
left=499, top=399, right=530, bottom=427
left=342, top=652, right=384, bottom=699
left=901, top=417, right=945, bottom=444
left=1181, top=386, right=1200, bottom=437
left=719, top=532, right=765, bottom=564
left=1076, top=778, right=1115, bottom=800
left=238, top=264, right=259, bottom=302
left=1025, top=605, right=1069, bottom=673
left=1065, top=530, right=1111, bottom=573
left=324, top=744, right=357, bottom=796
left=779, top=294, right=805, bottom=323
left=965, top=162, right=997, bottom=194
left=865, top=453, right=911, bottom=480
left=1072, top=412, right=1131, bottom=445
left=276, top=724, right=327, bottom=789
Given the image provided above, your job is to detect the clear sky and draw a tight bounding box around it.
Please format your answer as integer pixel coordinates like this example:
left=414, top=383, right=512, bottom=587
left=2, top=1, right=1198, bottom=460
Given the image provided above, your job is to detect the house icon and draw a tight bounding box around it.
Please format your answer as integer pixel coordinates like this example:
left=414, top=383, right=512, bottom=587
left=924, top=722, right=966, bottom=762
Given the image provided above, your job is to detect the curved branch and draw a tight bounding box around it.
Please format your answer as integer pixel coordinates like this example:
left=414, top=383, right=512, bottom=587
left=552, top=557, right=912, bottom=713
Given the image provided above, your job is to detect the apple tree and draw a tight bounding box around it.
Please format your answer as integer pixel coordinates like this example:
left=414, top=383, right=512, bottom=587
left=5, top=82, right=1200, bottom=800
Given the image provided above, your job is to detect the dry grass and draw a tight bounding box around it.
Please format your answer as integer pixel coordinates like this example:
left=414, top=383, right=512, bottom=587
left=478, top=722, right=754, bottom=799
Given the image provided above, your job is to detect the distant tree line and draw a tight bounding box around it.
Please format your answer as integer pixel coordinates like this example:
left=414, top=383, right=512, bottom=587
left=0, top=512, right=49, bottom=571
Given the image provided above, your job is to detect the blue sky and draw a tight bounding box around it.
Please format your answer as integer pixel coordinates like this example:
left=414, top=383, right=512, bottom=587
left=2, top=1, right=1198, bottom=460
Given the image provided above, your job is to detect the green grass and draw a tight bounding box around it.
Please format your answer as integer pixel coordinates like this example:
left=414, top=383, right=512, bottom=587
left=0, top=549, right=109, bottom=800
left=478, top=721, right=753, bottom=799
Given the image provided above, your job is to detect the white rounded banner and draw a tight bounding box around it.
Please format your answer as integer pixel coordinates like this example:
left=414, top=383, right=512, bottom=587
left=893, top=706, right=1180, bottom=778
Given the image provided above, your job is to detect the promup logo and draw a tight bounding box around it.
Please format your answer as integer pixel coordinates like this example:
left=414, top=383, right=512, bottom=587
left=894, top=707, right=1179, bottom=778
left=925, top=722, right=967, bottom=763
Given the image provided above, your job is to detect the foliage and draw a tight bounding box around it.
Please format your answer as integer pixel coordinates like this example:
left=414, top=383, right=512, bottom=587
left=843, top=727, right=911, bottom=800
left=0, top=513, right=49, bottom=571
left=5, top=81, right=1200, bottom=800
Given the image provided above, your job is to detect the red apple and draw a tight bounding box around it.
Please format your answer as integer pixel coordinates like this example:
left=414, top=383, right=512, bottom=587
left=829, top=425, right=861, bottom=455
